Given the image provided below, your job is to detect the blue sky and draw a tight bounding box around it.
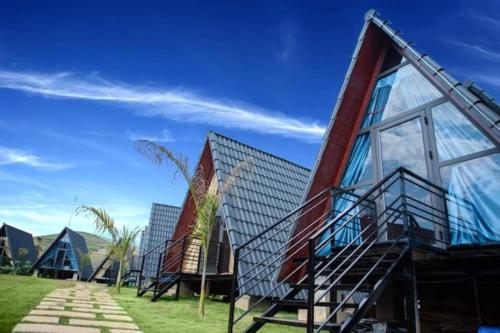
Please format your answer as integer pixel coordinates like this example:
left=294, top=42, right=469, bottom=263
left=0, top=1, right=498, bottom=236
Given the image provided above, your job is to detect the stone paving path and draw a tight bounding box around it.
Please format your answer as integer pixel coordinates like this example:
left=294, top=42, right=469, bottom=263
left=12, top=283, right=142, bottom=333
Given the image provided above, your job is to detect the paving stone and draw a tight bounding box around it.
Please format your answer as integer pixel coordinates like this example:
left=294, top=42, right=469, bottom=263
left=64, top=302, right=94, bottom=308
left=22, top=315, right=60, bottom=324
left=69, top=319, right=139, bottom=330
left=12, top=323, right=100, bottom=333
left=109, top=330, right=143, bottom=333
left=71, top=307, right=127, bottom=315
left=47, top=295, right=92, bottom=301
left=102, top=314, right=133, bottom=321
left=99, top=305, right=123, bottom=310
left=30, top=309, right=96, bottom=319
left=41, top=300, right=66, bottom=305
left=36, top=305, right=65, bottom=311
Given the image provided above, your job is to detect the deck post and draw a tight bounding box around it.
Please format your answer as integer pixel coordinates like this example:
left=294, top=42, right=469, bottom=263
left=472, top=272, right=482, bottom=325
left=228, top=247, right=240, bottom=333
left=136, top=254, right=146, bottom=296
left=153, top=251, right=164, bottom=298
left=176, top=239, right=187, bottom=300
left=307, top=239, right=315, bottom=333
left=404, top=253, right=420, bottom=333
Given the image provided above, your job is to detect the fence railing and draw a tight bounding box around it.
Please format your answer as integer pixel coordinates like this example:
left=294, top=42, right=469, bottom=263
left=228, top=167, right=478, bottom=333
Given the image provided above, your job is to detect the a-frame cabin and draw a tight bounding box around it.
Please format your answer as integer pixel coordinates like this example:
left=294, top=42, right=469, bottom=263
left=88, top=250, right=135, bottom=285
left=0, top=223, right=37, bottom=268
left=30, top=227, right=93, bottom=280
left=137, top=131, right=310, bottom=302
left=228, top=10, right=500, bottom=333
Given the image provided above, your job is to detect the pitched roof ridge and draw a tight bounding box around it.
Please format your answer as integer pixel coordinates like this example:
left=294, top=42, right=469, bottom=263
left=151, top=202, right=182, bottom=210
left=208, top=131, right=310, bottom=172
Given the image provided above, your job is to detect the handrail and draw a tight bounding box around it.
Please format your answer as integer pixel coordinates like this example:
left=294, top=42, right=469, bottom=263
left=229, top=166, right=479, bottom=332
left=236, top=186, right=333, bottom=251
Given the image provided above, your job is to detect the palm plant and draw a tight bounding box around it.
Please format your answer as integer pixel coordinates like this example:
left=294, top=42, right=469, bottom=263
left=78, top=206, right=140, bottom=293
left=135, top=139, right=252, bottom=316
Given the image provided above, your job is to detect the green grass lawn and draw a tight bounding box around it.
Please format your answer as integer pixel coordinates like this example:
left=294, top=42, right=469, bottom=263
left=110, top=287, right=305, bottom=333
left=0, top=274, right=74, bottom=333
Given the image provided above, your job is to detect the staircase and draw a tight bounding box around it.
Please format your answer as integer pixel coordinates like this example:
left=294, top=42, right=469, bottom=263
left=228, top=167, right=464, bottom=333
left=137, top=235, right=226, bottom=302
left=136, top=236, right=187, bottom=300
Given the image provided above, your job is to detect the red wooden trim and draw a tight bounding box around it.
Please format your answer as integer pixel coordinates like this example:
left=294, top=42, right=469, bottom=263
left=279, top=24, right=390, bottom=282
left=163, top=139, right=215, bottom=272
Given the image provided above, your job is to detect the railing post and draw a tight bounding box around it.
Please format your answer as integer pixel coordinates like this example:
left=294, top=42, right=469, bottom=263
left=136, top=254, right=146, bottom=296
left=217, top=242, right=224, bottom=275
left=441, top=188, right=450, bottom=246
left=228, top=247, right=240, bottom=333
left=329, top=188, right=336, bottom=252
left=176, top=239, right=186, bottom=300
left=307, top=239, right=315, bottom=333
left=399, top=169, right=410, bottom=243
left=197, top=239, right=203, bottom=274
left=153, top=251, right=164, bottom=298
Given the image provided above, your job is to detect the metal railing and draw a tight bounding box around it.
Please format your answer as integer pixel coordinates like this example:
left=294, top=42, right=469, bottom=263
left=137, top=234, right=227, bottom=301
left=228, top=167, right=478, bottom=332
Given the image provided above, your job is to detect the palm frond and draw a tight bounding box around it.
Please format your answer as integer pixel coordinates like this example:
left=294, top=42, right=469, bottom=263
left=134, top=139, right=205, bottom=210
left=77, top=206, right=118, bottom=242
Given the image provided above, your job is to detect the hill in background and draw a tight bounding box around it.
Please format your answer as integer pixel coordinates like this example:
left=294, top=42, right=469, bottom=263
left=34, top=231, right=111, bottom=269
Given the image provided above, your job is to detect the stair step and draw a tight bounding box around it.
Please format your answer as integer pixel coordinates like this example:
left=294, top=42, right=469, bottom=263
left=290, top=283, right=372, bottom=292
left=253, top=316, right=340, bottom=331
left=276, top=299, right=357, bottom=309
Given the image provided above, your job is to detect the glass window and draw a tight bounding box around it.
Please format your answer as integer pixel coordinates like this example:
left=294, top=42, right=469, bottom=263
left=432, top=102, right=494, bottom=162
left=441, top=153, right=500, bottom=245
left=380, top=117, right=428, bottom=177
left=340, top=134, right=373, bottom=187
left=361, top=64, right=442, bottom=128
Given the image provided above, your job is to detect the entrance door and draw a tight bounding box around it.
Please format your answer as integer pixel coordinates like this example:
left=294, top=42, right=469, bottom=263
left=376, top=112, right=441, bottom=244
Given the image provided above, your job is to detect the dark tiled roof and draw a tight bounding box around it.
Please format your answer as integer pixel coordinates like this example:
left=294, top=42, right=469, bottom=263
left=208, top=132, right=310, bottom=297
left=142, top=203, right=181, bottom=278
left=0, top=223, right=37, bottom=265
left=66, top=228, right=94, bottom=280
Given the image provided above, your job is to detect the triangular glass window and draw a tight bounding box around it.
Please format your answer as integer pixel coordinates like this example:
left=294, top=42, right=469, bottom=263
left=361, top=64, right=442, bottom=128
left=431, top=102, right=494, bottom=162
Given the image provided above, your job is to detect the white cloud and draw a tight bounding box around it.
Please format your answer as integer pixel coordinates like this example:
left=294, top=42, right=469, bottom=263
left=0, top=146, right=73, bottom=171
left=447, top=39, right=500, bottom=62
left=128, top=128, right=175, bottom=143
left=467, top=13, right=500, bottom=27
left=0, top=203, right=149, bottom=236
left=0, top=70, right=325, bottom=142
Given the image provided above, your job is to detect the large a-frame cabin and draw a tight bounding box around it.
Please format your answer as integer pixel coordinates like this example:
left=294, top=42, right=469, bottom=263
left=137, top=131, right=310, bottom=302
left=228, top=10, right=499, bottom=333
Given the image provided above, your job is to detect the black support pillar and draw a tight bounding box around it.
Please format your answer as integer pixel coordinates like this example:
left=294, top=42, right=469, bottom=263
left=404, top=253, right=420, bottom=333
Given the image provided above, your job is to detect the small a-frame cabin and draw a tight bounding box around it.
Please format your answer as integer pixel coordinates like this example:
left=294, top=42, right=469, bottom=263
left=0, top=223, right=37, bottom=268
left=87, top=254, right=120, bottom=284
left=229, top=10, right=500, bottom=333
left=137, top=131, right=310, bottom=302
left=31, top=227, right=93, bottom=280
left=88, top=251, right=134, bottom=285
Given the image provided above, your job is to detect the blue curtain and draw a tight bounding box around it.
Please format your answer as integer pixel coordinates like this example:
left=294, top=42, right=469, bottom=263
left=361, top=74, right=396, bottom=128
left=317, top=135, right=372, bottom=256
left=445, top=154, right=500, bottom=245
